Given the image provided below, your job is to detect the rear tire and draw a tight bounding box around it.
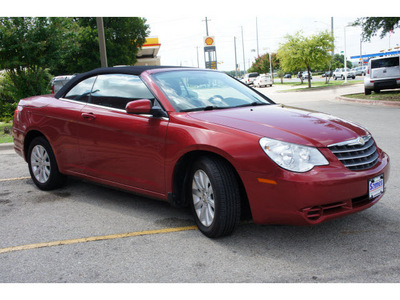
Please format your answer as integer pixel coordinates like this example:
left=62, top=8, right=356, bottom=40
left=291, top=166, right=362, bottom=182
left=189, top=156, right=241, bottom=238
left=365, top=88, right=371, bottom=95
left=28, top=137, right=66, bottom=190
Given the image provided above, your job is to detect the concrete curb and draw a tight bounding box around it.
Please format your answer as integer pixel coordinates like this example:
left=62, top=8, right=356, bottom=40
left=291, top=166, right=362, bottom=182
left=0, top=143, right=14, bottom=150
left=337, top=95, right=400, bottom=107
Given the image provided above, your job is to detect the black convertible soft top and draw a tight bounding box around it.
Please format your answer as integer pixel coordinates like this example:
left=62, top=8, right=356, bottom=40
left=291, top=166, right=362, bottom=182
left=54, top=65, right=189, bottom=99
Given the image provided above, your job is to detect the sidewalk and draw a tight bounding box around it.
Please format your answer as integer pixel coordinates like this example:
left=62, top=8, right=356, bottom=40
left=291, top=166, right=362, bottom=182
left=337, top=95, right=400, bottom=107
left=0, top=143, right=13, bottom=151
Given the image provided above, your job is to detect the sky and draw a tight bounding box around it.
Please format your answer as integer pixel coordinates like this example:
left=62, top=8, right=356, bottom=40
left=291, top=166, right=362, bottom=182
left=4, top=0, right=400, bottom=72
left=145, top=15, right=400, bottom=71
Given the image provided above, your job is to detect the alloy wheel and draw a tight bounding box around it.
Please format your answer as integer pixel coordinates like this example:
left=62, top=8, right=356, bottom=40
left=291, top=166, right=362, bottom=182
left=30, top=145, right=51, bottom=184
left=192, top=169, right=215, bottom=227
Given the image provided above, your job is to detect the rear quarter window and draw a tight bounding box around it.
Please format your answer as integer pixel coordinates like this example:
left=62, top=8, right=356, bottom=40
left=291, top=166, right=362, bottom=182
left=64, top=77, right=96, bottom=102
left=371, top=57, right=399, bottom=69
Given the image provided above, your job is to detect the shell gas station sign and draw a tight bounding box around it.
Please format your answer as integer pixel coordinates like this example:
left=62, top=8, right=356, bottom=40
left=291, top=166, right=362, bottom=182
left=204, top=36, right=215, bottom=47
left=204, top=36, right=217, bottom=70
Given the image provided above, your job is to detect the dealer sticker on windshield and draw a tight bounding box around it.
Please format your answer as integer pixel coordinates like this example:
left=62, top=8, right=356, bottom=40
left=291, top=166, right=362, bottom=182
left=369, top=175, right=384, bottom=199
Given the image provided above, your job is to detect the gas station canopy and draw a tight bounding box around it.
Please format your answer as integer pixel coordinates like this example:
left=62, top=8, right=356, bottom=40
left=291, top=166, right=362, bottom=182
left=136, top=37, right=161, bottom=66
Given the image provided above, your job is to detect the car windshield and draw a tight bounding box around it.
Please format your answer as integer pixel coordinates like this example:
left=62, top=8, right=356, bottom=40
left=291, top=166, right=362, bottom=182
left=151, top=70, right=272, bottom=112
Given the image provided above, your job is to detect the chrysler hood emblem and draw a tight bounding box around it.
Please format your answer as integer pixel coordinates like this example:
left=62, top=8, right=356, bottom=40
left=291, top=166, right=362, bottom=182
left=357, top=137, right=365, bottom=146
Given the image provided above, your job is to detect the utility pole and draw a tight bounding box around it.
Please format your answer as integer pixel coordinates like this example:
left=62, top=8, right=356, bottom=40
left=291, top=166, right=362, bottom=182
left=203, top=17, right=210, bottom=36
left=96, top=17, right=108, bottom=68
left=203, top=17, right=211, bottom=68
left=234, top=37, right=238, bottom=77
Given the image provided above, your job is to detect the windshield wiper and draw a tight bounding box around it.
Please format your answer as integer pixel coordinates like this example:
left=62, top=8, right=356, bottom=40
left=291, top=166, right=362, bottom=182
left=234, top=102, right=269, bottom=108
left=181, top=106, right=230, bottom=112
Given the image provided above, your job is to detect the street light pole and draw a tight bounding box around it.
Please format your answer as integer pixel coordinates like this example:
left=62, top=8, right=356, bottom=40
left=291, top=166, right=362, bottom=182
left=256, top=17, right=259, bottom=57
left=269, top=52, right=273, bottom=83
left=241, top=26, right=246, bottom=74
left=344, top=26, right=347, bottom=83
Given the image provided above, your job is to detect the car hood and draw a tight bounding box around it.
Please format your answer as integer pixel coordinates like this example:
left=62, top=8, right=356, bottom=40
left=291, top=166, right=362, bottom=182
left=188, top=104, right=369, bottom=147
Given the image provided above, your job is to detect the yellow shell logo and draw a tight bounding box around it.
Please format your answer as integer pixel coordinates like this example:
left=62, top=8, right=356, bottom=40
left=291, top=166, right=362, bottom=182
left=205, top=37, right=214, bottom=46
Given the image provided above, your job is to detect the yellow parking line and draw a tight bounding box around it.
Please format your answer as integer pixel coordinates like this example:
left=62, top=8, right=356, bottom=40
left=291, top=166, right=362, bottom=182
left=0, top=176, right=31, bottom=182
left=0, top=226, right=198, bottom=254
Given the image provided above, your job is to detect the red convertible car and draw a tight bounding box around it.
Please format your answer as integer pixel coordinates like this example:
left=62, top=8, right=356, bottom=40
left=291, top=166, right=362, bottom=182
left=12, top=66, right=390, bottom=238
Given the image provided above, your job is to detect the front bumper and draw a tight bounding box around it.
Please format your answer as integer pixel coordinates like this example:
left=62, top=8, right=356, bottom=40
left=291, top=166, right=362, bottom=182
left=239, top=151, right=390, bottom=226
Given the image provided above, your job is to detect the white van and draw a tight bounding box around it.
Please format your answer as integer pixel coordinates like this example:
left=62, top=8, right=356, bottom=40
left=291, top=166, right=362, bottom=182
left=364, top=55, right=400, bottom=95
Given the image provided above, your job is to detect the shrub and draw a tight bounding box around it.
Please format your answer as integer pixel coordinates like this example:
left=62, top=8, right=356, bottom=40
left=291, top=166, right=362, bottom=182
left=0, top=68, right=52, bottom=121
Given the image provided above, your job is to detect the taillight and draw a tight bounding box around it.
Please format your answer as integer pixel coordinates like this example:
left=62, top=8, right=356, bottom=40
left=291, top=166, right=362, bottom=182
left=14, top=105, right=23, bottom=122
left=51, top=85, right=55, bottom=94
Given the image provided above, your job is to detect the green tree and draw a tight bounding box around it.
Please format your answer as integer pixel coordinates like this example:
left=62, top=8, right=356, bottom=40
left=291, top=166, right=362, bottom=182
left=353, top=17, right=400, bottom=41
left=0, top=17, right=150, bottom=119
left=55, top=17, right=150, bottom=74
left=249, top=53, right=279, bottom=75
left=331, top=54, right=352, bottom=69
left=0, top=17, right=74, bottom=112
left=276, top=69, right=285, bottom=84
left=277, top=31, right=334, bottom=88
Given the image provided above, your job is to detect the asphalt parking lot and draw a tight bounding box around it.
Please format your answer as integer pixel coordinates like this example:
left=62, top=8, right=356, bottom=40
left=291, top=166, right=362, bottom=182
left=1, top=83, right=399, bottom=283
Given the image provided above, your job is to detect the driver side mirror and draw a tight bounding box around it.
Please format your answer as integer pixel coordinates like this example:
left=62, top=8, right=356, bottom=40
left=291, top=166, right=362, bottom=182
left=126, top=99, right=152, bottom=114
left=126, top=99, right=168, bottom=118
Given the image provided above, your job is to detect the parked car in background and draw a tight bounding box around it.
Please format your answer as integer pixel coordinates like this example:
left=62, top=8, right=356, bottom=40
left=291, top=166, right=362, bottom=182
left=13, top=66, right=390, bottom=238
left=333, top=68, right=356, bottom=80
left=242, top=72, right=259, bottom=85
left=284, top=74, right=292, bottom=79
left=322, top=71, right=333, bottom=78
left=50, top=75, right=75, bottom=94
left=297, top=71, right=312, bottom=80
left=364, top=55, right=400, bottom=95
left=355, top=66, right=367, bottom=76
left=253, top=74, right=273, bottom=88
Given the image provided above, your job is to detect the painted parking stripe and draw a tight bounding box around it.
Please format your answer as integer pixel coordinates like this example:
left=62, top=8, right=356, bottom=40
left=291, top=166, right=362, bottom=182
left=0, top=176, right=31, bottom=182
left=0, top=226, right=198, bottom=254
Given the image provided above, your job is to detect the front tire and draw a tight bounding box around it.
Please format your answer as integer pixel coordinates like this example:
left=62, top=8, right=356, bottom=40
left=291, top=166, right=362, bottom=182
left=189, top=156, right=241, bottom=238
left=28, top=137, right=66, bottom=190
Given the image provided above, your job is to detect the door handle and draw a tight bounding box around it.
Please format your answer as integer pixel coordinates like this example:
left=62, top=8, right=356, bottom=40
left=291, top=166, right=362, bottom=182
left=81, top=112, right=96, bottom=121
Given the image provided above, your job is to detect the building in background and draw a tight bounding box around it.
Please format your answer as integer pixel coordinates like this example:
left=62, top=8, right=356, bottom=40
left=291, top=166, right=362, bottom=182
left=351, top=47, right=400, bottom=66
left=135, top=37, right=161, bottom=66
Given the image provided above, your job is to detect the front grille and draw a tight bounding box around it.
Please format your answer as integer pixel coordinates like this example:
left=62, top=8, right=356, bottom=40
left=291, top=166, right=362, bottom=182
left=328, top=135, right=379, bottom=171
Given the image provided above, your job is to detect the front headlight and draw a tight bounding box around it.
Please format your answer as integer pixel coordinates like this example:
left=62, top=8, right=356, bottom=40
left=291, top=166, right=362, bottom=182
left=259, top=137, right=329, bottom=172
